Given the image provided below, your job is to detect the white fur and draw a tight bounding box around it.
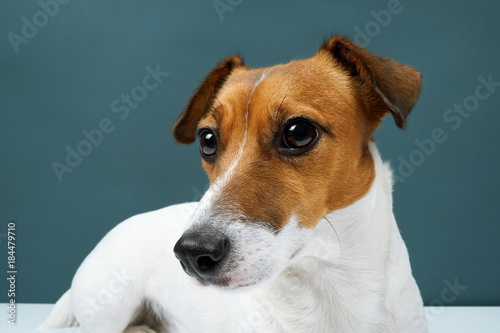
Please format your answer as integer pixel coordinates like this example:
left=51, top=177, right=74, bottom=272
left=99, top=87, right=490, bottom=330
left=39, top=143, right=426, bottom=333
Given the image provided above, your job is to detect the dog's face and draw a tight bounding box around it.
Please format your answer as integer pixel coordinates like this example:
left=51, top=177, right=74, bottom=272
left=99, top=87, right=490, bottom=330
left=173, top=37, right=422, bottom=288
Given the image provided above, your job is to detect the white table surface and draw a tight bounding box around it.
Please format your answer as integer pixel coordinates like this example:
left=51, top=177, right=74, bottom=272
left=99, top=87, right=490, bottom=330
left=1, top=304, right=499, bottom=332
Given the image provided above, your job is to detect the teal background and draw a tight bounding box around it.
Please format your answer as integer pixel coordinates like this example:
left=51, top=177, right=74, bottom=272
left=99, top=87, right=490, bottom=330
left=1, top=0, right=499, bottom=305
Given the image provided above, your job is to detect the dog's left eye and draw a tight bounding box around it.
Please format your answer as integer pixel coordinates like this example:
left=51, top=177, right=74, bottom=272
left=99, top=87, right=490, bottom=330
left=279, top=119, right=320, bottom=155
left=199, top=129, right=218, bottom=161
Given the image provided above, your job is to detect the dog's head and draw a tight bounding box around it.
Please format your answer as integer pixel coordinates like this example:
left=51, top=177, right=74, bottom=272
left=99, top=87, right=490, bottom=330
left=172, top=36, right=422, bottom=288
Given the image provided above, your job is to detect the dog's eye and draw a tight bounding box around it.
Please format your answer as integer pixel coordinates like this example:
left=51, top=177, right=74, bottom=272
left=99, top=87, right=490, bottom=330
left=284, top=122, right=316, bottom=148
left=283, top=120, right=318, bottom=149
left=199, top=129, right=218, bottom=160
left=280, top=119, right=319, bottom=153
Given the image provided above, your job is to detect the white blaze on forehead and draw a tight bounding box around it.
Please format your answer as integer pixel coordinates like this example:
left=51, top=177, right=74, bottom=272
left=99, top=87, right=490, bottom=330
left=218, top=70, right=268, bottom=189
left=192, top=71, right=269, bottom=222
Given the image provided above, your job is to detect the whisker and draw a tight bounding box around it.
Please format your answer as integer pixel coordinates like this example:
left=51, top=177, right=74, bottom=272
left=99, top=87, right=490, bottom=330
left=178, top=65, right=202, bottom=83
left=168, top=78, right=194, bottom=93
left=176, top=65, right=224, bottom=110
left=278, top=75, right=295, bottom=112
left=324, top=215, right=342, bottom=264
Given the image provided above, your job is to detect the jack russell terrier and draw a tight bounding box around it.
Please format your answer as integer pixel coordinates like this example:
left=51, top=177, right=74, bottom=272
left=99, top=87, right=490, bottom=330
left=40, top=36, right=427, bottom=333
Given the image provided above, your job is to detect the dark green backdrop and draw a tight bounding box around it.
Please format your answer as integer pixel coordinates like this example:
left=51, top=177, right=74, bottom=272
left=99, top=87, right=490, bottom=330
left=1, top=0, right=499, bottom=305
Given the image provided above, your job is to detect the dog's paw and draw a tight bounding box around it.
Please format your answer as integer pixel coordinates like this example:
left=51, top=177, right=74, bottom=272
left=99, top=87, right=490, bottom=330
left=123, top=325, right=157, bottom=333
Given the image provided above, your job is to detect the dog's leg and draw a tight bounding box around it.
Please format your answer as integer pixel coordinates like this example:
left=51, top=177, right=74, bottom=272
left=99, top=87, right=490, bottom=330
left=70, top=265, right=147, bottom=333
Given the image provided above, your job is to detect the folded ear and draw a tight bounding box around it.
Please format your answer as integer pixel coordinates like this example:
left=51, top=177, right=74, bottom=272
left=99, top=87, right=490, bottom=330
left=320, top=37, right=422, bottom=129
left=173, top=56, right=247, bottom=144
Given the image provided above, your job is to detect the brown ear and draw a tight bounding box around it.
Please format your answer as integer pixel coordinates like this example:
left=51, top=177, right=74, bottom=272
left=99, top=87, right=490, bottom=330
left=320, top=37, right=422, bottom=129
left=173, top=56, right=246, bottom=144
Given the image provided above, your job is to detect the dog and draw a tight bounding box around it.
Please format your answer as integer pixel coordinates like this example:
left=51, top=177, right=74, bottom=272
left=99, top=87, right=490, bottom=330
left=39, top=36, right=427, bottom=333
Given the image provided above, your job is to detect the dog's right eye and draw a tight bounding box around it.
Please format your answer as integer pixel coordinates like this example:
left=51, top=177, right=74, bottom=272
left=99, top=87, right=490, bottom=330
left=277, top=118, right=320, bottom=157
left=199, top=129, right=218, bottom=161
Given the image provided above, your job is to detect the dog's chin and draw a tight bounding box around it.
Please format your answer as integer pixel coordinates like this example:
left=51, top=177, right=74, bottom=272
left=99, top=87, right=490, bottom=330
left=188, top=269, right=275, bottom=290
left=190, top=275, right=259, bottom=289
left=202, top=265, right=288, bottom=290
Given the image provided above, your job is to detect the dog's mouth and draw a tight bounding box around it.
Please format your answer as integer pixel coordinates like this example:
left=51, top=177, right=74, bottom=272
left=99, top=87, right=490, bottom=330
left=188, top=274, right=255, bottom=289
left=176, top=259, right=233, bottom=288
left=186, top=267, right=273, bottom=289
left=176, top=245, right=298, bottom=290
left=175, top=250, right=267, bottom=288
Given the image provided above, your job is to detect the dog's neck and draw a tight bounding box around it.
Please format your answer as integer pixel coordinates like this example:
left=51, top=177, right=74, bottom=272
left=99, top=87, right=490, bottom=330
left=247, top=142, right=419, bottom=332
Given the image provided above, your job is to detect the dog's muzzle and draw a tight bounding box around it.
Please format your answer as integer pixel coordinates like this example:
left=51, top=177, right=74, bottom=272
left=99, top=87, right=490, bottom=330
left=173, top=232, right=230, bottom=281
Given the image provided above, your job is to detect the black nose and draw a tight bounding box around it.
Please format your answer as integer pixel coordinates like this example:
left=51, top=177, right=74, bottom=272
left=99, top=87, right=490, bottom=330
left=173, top=232, right=230, bottom=280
